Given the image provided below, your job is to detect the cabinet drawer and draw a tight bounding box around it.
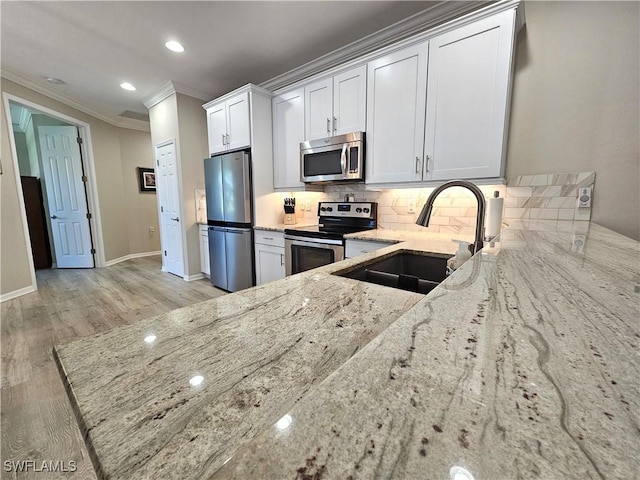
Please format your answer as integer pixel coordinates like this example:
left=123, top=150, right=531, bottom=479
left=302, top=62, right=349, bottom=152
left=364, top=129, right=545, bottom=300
left=345, top=239, right=394, bottom=258
left=254, top=230, right=285, bottom=248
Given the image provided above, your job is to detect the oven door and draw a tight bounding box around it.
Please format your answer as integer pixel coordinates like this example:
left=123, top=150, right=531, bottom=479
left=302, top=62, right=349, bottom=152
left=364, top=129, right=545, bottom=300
left=285, top=236, right=344, bottom=276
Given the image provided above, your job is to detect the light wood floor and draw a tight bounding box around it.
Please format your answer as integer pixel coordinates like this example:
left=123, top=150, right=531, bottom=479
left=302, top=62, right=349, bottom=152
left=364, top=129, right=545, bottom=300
left=1, top=256, right=225, bottom=479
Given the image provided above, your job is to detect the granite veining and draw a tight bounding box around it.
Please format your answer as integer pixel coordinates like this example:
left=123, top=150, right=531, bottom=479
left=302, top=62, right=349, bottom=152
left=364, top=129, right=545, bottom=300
left=213, top=223, right=639, bottom=479
left=254, top=223, right=316, bottom=233
left=56, top=222, right=640, bottom=480
left=54, top=263, right=424, bottom=479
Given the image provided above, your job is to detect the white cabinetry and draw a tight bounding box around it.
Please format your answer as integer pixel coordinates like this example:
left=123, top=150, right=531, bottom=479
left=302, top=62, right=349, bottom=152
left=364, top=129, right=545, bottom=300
left=345, top=239, right=395, bottom=258
left=424, top=10, right=516, bottom=181
left=205, top=92, right=251, bottom=155
left=304, top=65, right=366, bottom=141
left=254, top=230, right=285, bottom=285
left=272, top=89, right=305, bottom=189
left=199, top=225, right=210, bottom=276
left=365, top=43, right=429, bottom=184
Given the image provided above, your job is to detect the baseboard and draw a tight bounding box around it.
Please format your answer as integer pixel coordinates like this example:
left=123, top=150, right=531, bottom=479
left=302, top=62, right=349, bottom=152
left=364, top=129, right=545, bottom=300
left=0, top=284, right=37, bottom=303
left=184, top=273, right=205, bottom=281
left=104, top=250, right=161, bottom=267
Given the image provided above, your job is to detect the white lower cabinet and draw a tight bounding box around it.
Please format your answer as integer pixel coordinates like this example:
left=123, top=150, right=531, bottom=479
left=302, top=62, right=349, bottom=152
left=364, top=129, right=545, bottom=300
left=254, top=230, right=285, bottom=285
left=345, top=239, right=394, bottom=258
left=199, top=225, right=210, bottom=277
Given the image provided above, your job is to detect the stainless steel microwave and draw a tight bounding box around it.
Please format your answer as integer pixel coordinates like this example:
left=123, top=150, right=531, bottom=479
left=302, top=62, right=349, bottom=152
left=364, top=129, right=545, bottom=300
left=300, top=132, right=364, bottom=183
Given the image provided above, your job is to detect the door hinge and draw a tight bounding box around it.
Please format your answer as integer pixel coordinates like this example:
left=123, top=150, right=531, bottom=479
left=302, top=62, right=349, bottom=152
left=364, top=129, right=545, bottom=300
left=86, top=212, right=92, bottom=219
left=160, top=206, right=164, bottom=212
left=157, top=159, right=160, bottom=166
left=164, top=250, right=167, bottom=256
left=77, top=137, right=83, bottom=144
left=90, top=248, right=96, bottom=254
left=81, top=175, right=88, bottom=182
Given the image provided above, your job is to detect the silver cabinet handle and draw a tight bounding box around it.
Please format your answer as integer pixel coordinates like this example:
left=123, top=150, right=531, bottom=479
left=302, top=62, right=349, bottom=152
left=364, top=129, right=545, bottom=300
left=226, top=134, right=230, bottom=145
left=425, top=154, right=430, bottom=173
left=333, top=116, right=337, bottom=134
left=326, top=118, right=331, bottom=134
left=415, top=156, right=420, bottom=174
left=280, top=254, right=284, bottom=266
left=171, top=217, right=179, bottom=222
left=222, top=133, right=226, bottom=146
left=263, top=236, right=274, bottom=241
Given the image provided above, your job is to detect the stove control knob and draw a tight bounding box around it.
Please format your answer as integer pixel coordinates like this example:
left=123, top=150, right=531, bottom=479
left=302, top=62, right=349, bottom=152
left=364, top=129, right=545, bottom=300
left=320, top=207, right=327, bottom=212
left=356, top=207, right=362, bottom=213
left=363, top=208, right=370, bottom=214
left=326, top=207, right=333, bottom=212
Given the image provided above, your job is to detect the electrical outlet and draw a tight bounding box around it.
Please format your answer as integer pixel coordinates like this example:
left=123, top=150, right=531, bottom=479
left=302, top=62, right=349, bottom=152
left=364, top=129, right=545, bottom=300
left=149, top=226, right=155, bottom=235
left=571, top=233, right=586, bottom=254
left=408, top=200, right=416, bottom=214
left=304, top=200, right=311, bottom=211
left=577, top=186, right=592, bottom=208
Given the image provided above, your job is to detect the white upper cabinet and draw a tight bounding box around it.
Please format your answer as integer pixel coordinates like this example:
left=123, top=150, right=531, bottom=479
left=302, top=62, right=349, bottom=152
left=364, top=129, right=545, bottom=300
left=304, top=65, right=366, bottom=141
left=365, top=43, right=429, bottom=184
left=205, top=92, right=250, bottom=155
left=273, top=88, right=305, bottom=189
left=424, top=10, right=516, bottom=181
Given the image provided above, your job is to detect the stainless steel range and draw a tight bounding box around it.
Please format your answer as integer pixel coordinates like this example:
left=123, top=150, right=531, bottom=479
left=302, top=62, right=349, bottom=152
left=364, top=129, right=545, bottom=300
left=284, top=201, right=377, bottom=276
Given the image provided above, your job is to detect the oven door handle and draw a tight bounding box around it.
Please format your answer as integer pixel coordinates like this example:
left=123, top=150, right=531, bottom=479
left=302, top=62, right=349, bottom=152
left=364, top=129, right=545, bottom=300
left=284, top=236, right=343, bottom=247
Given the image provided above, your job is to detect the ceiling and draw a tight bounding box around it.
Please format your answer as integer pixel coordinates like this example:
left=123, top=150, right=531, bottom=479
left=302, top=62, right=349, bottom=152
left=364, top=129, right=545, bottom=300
left=1, top=1, right=440, bottom=131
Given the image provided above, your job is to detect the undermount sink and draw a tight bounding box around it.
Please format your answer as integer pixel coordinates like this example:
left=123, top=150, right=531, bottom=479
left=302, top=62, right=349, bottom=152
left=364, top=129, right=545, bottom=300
left=333, top=251, right=448, bottom=295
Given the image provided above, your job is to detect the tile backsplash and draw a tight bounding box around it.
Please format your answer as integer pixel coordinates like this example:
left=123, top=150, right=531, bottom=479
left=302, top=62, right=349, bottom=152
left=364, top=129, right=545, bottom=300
left=318, top=172, right=595, bottom=234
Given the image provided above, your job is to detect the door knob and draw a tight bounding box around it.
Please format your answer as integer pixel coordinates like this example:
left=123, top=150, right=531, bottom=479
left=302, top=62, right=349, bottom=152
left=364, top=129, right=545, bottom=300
left=171, top=217, right=179, bottom=222
left=51, top=215, right=58, bottom=219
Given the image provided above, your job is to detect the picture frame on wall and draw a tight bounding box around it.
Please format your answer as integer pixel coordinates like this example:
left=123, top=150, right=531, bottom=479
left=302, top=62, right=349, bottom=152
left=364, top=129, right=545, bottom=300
left=137, top=167, right=156, bottom=193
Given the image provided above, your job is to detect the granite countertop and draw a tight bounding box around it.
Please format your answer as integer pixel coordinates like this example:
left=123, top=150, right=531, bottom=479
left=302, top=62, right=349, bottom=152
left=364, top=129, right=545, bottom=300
left=345, top=228, right=475, bottom=244
left=254, top=223, right=317, bottom=233
left=55, top=223, right=640, bottom=479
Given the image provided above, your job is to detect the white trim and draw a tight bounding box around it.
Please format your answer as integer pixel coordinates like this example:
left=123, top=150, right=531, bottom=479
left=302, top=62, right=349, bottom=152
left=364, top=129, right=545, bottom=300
left=183, top=273, right=205, bottom=281
left=104, top=250, right=161, bottom=267
left=0, top=285, right=37, bottom=303
left=2, top=93, right=106, bottom=287
left=202, top=84, right=272, bottom=110
left=263, top=0, right=522, bottom=94
left=1, top=70, right=150, bottom=132
left=15, top=105, right=31, bottom=132
left=143, top=81, right=212, bottom=110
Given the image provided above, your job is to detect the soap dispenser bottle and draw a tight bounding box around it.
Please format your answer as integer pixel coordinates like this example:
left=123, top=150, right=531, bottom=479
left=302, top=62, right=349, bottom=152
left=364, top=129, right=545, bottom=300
left=446, top=240, right=472, bottom=276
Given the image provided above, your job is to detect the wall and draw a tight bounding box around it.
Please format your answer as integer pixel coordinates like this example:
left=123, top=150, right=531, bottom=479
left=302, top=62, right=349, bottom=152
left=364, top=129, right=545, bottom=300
left=119, top=128, right=160, bottom=255
left=176, top=93, right=208, bottom=277
left=13, top=131, right=31, bottom=175
left=506, top=1, right=639, bottom=240
left=0, top=79, right=157, bottom=298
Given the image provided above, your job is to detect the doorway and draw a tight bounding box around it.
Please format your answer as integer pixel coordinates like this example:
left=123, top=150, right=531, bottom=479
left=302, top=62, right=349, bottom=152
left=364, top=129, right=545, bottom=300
left=4, top=94, right=103, bottom=278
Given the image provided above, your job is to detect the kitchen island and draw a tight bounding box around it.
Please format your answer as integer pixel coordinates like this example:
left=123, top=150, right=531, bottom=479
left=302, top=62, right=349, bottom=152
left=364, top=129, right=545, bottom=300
left=54, top=222, right=639, bottom=479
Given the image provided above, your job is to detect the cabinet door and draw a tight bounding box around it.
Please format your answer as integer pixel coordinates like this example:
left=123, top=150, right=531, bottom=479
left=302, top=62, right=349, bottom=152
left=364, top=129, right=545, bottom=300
left=207, top=102, right=227, bottom=155
left=272, top=89, right=305, bottom=189
left=226, top=92, right=251, bottom=151
left=366, top=43, right=429, bottom=184
left=424, top=10, right=515, bottom=181
left=333, top=65, right=367, bottom=136
left=200, top=233, right=210, bottom=275
left=255, top=244, right=285, bottom=285
left=304, top=78, right=333, bottom=141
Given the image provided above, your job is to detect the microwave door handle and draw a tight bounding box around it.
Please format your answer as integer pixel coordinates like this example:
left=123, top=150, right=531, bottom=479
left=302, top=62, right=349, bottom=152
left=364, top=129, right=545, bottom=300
left=340, top=144, right=347, bottom=175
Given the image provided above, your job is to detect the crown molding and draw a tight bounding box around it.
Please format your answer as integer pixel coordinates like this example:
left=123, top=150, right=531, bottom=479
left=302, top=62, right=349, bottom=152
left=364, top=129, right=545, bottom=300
left=1, top=69, right=150, bottom=132
left=260, top=1, right=492, bottom=92
left=143, top=81, right=212, bottom=110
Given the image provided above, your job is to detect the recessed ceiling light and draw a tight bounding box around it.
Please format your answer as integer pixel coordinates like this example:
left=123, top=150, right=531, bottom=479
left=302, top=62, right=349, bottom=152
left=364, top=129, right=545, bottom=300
left=165, top=40, right=185, bottom=53
left=45, top=77, right=65, bottom=85
left=120, top=82, right=136, bottom=91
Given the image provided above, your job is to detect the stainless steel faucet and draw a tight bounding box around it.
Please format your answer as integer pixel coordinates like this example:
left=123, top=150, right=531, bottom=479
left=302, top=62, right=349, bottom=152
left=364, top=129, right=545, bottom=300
left=416, top=180, right=486, bottom=255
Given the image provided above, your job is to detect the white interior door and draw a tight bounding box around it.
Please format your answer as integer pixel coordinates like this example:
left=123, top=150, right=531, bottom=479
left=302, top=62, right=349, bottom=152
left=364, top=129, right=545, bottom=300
left=156, top=142, right=184, bottom=277
left=38, top=125, right=94, bottom=268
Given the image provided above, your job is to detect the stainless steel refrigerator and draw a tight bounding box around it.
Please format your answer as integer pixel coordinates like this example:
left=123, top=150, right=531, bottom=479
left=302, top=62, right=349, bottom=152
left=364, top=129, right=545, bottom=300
left=204, top=150, right=254, bottom=292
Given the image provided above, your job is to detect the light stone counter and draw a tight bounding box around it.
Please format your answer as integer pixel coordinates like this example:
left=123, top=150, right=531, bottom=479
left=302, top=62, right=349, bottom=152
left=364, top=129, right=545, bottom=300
left=254, top=223, right=317, bottom=233
left=345, top=228, right=475, bottom=245
left=55, top=223, right=640, bottom=480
